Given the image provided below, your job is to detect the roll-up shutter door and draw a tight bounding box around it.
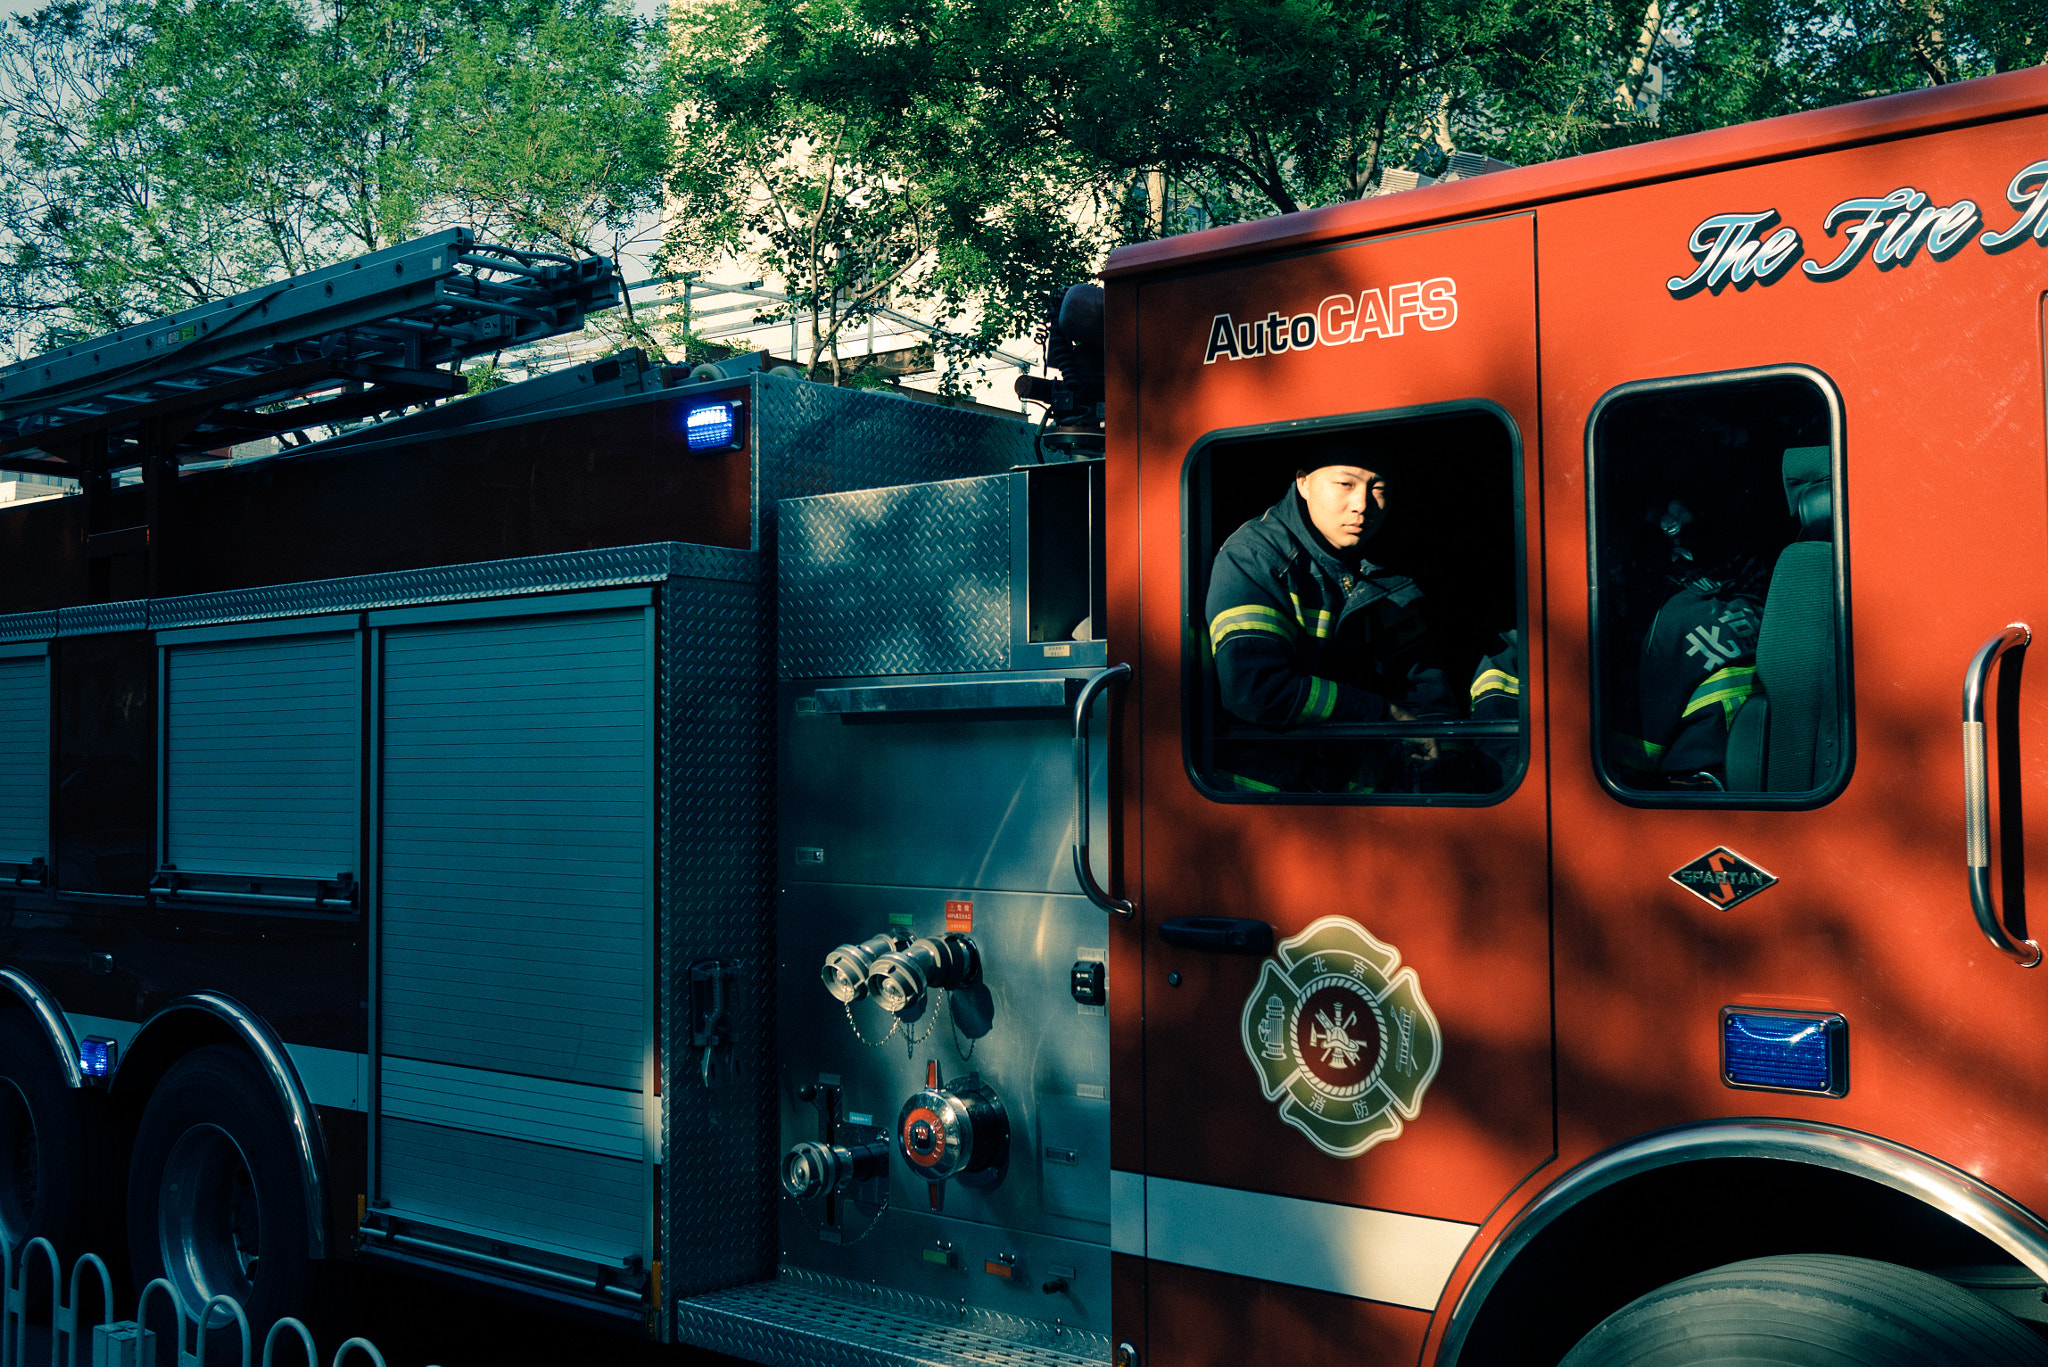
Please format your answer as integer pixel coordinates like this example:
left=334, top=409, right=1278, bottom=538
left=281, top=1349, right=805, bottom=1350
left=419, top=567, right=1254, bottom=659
left=0, top=652, right=48, bottom=866
left=163, top=632, right=359, bottom=879
left=374, top=601, right=652, bottom=1268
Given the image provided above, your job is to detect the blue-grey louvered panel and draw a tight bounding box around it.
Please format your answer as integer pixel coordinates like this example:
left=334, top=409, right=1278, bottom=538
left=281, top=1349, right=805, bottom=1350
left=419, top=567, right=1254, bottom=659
left=378, top=1116, right=645, bottom=1265
left=381, top=1056, right=645, bottom=1160
left=379, top=609, right=649, bottom=1090
left=0, top=658, right=46, bottom=863
left=165, top=634, right=358, bottom=878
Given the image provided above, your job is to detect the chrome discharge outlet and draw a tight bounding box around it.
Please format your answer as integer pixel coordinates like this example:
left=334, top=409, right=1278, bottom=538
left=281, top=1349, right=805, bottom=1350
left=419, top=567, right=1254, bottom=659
left=820, top=930, right=908, bottom=1003
left=781, top=1139, right=891, bottom=1199
left=867, top=934, right=980, bottom=1016
left=897, top=1061, right=1007, bottom=1208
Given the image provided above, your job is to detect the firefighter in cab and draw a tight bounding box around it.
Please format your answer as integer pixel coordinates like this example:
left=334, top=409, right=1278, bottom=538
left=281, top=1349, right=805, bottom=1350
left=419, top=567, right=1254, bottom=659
left=1204, top=443, right=1456, bottom=794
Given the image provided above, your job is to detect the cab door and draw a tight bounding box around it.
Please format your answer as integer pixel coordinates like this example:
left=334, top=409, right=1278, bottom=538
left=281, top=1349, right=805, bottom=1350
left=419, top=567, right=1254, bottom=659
left=1118, top=214, right=1552, bottom=1363
left=1535, top=115, right=2048, bottom=1250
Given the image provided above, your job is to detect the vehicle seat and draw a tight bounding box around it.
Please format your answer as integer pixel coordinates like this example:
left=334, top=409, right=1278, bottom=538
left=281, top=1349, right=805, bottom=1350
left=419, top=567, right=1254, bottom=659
left=1725, top=445, right=1839, bottom=792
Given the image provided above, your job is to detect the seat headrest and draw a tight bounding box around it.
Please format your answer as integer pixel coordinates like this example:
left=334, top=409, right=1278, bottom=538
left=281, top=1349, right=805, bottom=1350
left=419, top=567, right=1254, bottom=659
left=1782, top=445, right=1832, bottom=539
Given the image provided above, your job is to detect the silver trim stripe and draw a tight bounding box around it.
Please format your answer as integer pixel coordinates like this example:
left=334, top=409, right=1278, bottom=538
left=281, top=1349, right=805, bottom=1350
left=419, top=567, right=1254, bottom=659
left=1113, top=1170, right=1477, bottom=1310
left=69, top=1012, right=368, bottom=1112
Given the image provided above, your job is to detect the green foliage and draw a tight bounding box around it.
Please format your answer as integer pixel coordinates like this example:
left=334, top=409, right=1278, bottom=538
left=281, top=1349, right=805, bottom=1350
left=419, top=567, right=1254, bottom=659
left=0, top=0, right=666, bottom=358
left=1653, top=0, right=2048, bottom=135
left=3, top=0, right=2040, bottom=377
left=665, top=0, right=1108, bottom=383
left=661, top=0, right=1668, bottom=325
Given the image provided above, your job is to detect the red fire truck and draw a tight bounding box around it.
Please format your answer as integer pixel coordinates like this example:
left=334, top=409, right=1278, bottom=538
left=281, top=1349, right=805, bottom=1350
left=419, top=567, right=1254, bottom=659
left=9, top=59, right=2048, bottom=1367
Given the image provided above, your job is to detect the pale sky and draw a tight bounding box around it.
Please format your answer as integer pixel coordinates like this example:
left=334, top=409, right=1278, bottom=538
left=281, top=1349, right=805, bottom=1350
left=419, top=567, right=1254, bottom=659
left=0, top=1, right=663, bottom=22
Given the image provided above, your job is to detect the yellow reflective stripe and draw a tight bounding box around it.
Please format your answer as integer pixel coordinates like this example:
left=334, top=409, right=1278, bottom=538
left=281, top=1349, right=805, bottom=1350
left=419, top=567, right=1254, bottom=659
left=1295, top=676, right=1338, bottom=723
left=1469, top=667, right=1520, bottom=701
left=1211, top=604, right=1293, bottom=633
left=1228, top=773, right=1281, bottom=793
left=1210, top=618, right=1294, bottom=650
left=1209, top=605, right=1296, bottom=651
left=1287, top=592, right=1333, bottom=639
left=1681, top=665, right=1758, bottom=727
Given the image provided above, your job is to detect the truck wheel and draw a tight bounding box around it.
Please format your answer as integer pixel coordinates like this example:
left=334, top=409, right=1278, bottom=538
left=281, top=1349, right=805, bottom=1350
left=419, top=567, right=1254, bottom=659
left=0, top=1010, right=94, bottom=1258
left=1560, top=1253, right=2048, bottom=1366
left=127, top=1046, right=318, bottom=1329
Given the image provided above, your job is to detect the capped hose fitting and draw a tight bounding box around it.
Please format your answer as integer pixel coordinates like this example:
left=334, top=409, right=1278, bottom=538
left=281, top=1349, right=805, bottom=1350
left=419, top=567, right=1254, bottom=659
left=867, top=934, right=980, bottom=1017
left=820, top=930, right=909, bottom=1004
left=781, top=1139, right=891, bottom=1199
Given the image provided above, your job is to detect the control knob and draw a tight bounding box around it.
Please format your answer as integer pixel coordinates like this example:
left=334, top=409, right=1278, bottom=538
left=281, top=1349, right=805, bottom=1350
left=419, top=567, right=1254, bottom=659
left=897, top=1060, right=1007, bottom=1192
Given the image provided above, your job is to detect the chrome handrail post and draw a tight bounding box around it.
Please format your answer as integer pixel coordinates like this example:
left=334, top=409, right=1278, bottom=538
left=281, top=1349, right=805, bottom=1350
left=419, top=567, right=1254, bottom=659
left=60, top=1252, right=111, bottom=1367
left=328, top=1337, right=390, bottom=1367
left=1073, top=664, right=1135, bottom=918
left=192, top=1292, right=250, bottom=1367
left=1963, top=624, right=2039, bottom=966
left=261, top=1318, right=318, bottom=1367
left=16, top=1240, right=55, bottom=1367
left=2, top=1234, right=14, bottom=1367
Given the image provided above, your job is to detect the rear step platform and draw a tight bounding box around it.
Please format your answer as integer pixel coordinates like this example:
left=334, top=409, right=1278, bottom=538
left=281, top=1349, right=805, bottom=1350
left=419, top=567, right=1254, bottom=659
left=675, top=1270, right=1112, bottom=1367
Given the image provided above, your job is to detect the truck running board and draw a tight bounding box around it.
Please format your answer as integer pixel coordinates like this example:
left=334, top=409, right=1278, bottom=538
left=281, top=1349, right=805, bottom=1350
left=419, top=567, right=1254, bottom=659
left=674, top=1270, right=1111, bottom=1367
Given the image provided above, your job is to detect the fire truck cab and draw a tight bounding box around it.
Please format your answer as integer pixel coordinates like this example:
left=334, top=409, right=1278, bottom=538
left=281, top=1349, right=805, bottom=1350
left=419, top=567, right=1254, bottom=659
left=1089, top=62, right=2048, bottom=1367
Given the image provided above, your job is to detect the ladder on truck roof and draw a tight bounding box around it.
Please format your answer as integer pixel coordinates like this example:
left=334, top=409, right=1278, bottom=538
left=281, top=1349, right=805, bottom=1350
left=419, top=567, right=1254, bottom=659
left=0, top=228, right=619, bottom=598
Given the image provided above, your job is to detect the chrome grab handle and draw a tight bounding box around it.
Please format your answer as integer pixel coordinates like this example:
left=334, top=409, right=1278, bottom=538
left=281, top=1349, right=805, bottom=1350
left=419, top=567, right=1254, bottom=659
left=1073, top=663, right=1134, bottom=918
left=1963, top=624, right=2039, bottom=967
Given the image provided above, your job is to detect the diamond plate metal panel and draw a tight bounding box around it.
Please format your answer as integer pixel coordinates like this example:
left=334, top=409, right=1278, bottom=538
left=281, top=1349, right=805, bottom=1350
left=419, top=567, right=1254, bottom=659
left=659, top=572, right=779, bottom=1311
left=146, top=542, right=755, bottom=632
left=754, top=377, right=1035, bottom=512
left=0, top=611, right=56, bottom=644
left=675, top=1271, right=1111, bottom=1367
left=645, top=384, right=1029, bottom=1336
left=57, top=600, right=146, bottom=635
left=780, top=477, right=1013, bottom=679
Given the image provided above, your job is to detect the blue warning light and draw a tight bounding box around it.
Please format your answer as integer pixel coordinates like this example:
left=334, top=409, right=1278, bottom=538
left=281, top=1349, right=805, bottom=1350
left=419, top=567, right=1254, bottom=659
left=684, top=400, right=740, bottom=452
left=79, top=1035, right=118, bottom=1079
left=1721, top=1009, right=1845, bottom=1095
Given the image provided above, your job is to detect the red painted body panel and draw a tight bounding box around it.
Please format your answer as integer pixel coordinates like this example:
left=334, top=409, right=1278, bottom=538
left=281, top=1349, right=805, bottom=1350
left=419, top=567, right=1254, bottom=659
left=1132, top=212, right=1551, bottom=1217
left=1533, top=111, right=2048, bottom=1194
left=1150, top=1262, right=1431, bottom=1364
left=1102, top=66, right=2048, bottom=1367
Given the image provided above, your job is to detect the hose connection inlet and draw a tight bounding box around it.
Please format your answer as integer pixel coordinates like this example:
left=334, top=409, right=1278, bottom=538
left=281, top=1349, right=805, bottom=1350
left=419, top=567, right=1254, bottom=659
left=820, top=930, right=909, bottom=1004
left=868, top=934, right=980, bottom=1017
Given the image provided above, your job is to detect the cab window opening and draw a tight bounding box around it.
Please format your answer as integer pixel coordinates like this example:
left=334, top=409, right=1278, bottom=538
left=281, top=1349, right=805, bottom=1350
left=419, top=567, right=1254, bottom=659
left=1184, top=406, right=1525, bottom=804
left=1589, top=370, right=1849, bottom=804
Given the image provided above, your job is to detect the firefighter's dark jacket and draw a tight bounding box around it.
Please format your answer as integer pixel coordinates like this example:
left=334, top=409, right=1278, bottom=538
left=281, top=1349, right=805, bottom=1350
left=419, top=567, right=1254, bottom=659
left=1205, top=488, right=1430, bottom=727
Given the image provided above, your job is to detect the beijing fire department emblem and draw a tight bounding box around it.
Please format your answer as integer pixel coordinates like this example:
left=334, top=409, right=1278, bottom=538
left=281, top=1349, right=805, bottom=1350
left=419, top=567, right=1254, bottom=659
left=1239, top=917, right=1441, bottom=1158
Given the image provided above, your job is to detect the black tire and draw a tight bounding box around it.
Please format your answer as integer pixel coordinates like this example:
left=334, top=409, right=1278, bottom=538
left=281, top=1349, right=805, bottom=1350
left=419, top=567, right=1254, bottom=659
left=1561, top=1253, right=2048, bottom=1367
left=0, top=1009, right=101, bottom=1260
left=126, top=1045, right=324, bottom=1330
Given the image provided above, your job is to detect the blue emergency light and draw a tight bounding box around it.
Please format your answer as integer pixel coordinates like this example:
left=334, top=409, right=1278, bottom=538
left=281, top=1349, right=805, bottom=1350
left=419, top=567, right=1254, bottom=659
left=79, top=1035, right=118, bottom=1080
left=683, top=400, right=741, bottom=453
left=1721, top=1008, right=1845, bottom=1095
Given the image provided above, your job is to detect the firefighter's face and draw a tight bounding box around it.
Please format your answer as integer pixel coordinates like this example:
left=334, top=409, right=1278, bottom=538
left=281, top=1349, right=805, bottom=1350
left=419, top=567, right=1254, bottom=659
left=1296, top=464, right=1388, bottom=552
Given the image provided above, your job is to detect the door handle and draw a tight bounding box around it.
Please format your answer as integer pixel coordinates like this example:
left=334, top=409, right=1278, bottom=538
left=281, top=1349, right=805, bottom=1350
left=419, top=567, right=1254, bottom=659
left=1073, top=664, right=1134, bottom=918
left=1963, top=623, right=2039, bottom=966
left=1158, top=917, right=1274, bottom=955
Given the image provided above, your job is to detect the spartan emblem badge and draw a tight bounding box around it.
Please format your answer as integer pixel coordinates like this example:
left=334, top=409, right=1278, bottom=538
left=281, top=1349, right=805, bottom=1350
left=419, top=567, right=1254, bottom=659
left=1669, top=846, right=1777, bottom=910
left=1239, top=917, right=1442, bottom=1158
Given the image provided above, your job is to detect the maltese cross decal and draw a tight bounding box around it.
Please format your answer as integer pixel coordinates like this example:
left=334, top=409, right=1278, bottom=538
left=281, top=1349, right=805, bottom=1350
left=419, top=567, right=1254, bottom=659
left=1239, top=917, right=1442, bottom=1158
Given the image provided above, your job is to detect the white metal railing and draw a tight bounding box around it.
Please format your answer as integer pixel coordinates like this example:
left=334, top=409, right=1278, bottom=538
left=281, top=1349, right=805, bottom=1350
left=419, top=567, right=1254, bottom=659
left=1, top=1239, right=432, bottom=1367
